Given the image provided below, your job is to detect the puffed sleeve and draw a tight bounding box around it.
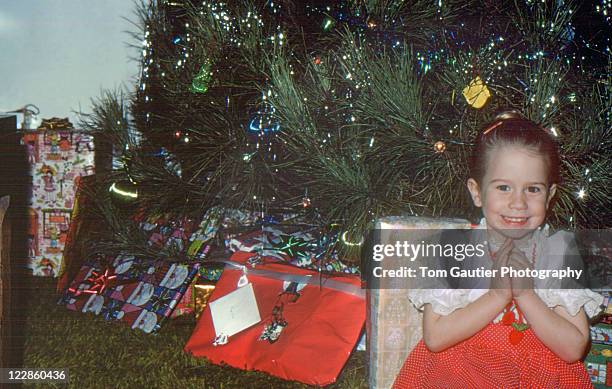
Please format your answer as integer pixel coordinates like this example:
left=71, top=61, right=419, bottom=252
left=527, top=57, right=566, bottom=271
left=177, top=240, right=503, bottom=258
left=535, top=288, right=604, bottom=317
left=535, top=230, right=605, bottom=318
left=408, top=288, right=488, bottom=316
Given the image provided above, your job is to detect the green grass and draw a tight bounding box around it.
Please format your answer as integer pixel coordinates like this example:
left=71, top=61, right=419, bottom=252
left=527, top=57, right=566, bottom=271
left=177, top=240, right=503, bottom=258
left=19, top=277, right=368, bottom=389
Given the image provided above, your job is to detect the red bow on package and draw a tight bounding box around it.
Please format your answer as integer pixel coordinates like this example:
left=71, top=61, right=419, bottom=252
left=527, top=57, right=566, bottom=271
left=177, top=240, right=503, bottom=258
left=68, top=267, right=118, bottom=296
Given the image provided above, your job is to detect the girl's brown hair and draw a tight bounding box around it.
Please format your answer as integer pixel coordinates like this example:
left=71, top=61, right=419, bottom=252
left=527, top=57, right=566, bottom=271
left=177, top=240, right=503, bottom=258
left=470, top=109, right=561, bottom=186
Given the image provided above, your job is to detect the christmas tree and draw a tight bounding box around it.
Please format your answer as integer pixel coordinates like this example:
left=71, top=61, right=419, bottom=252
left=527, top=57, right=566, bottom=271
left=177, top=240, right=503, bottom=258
left=80, top=0, right=610, bottom=263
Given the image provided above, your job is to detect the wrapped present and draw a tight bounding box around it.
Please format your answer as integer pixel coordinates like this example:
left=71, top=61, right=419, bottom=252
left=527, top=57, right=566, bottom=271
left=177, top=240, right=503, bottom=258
left=198, top=264, right=224, bottom=282
left=171, top=279, right=196, bottom=318
left=70, top=207, right=222, bottom=321
left=221, top=208, right=262, bottom=229
left=367, top=216, right=472, bottom=389
left=60, top=255, right=199, bottom=333
left=226, top=225, right=359, bottom=274
left=138, top=207, right=220, bottom=260
left=591, top=324, right=612, bottom=346
left=56, top=175, right=100, bottom=292
left=184, top=251, right=365, bottom=386
left=193, top=283, right=215, bottom=319
left=585, top=343, right=612, bottom=387
left=225, top=226, right=286, bottom=254
left=140, top=214, right=199, bottom=253
left=602, top=291, right=612, bottom=315
left=22, top=127, right=95, bottom=276
left=169, top=278, right=215, bottom=319
left=186, top=207, right=222, bottom=259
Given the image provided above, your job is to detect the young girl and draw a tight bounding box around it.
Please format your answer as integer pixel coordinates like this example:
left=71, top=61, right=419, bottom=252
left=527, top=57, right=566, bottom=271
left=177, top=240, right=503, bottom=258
left=393, top=110, right=603, bottom=388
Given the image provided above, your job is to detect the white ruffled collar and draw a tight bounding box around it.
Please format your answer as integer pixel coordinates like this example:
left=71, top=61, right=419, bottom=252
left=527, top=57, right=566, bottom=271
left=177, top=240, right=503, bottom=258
left=474, top=218, right=550, bottom=260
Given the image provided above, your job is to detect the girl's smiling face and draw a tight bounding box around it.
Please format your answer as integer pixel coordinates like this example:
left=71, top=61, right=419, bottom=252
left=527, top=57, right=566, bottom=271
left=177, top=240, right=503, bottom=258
left=467, top=144, right=556, bottom=241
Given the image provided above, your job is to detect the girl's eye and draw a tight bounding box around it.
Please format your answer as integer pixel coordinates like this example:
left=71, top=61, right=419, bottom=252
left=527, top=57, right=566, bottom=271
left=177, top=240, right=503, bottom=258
left=527, top=186, right=542, bottom=193
left=496, top=185, right=511, bottom=192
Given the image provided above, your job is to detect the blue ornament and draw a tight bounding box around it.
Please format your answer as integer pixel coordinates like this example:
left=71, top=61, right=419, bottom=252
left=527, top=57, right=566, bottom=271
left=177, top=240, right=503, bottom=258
left=247, top=103, right=280, bottom=134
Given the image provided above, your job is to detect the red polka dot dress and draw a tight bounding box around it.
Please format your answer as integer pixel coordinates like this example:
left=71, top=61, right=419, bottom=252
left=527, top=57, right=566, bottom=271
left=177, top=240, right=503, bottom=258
left=393, top=226, right=602, bottom=388
left=392, top=302, right=593, bottom=389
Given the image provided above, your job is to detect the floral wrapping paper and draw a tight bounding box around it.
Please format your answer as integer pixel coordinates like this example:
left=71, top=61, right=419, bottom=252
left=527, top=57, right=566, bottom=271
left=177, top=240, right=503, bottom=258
left=22, top=128, right=95, bottom=277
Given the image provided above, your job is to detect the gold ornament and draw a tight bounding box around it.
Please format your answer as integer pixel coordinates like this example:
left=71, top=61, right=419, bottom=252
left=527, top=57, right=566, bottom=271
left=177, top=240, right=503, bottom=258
left=434, top=141, right=446, bottom=153
left=462, top=76, right=491, bottom=109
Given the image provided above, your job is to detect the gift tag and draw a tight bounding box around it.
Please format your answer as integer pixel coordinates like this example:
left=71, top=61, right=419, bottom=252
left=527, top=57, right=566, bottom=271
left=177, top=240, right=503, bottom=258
left=210, top=283, right=261, bottom=339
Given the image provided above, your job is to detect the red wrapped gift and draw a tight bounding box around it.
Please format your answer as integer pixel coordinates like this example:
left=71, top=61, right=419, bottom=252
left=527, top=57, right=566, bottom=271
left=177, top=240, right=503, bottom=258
left=184, top=251, right=365, bottom=386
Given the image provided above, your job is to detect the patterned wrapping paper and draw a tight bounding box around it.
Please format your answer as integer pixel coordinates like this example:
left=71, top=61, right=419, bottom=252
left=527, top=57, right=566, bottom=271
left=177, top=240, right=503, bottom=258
left=192, top=283, right=216, bottom=319
left=225, top=225, right=359, bottom=274
left=585, top=343, right=612, bottom=387
left=591, top=324, right=612, bottom=346
left=169, top=278, right=216, bottom=319
left=56, top=175, right=99, bottom=292
left=170, top=278, right=215, bottom=320
left=586, top=291, right=612, bottom=387
left=22, top=127, right=95, bottom=277
left=60, top=255, right=200, bottom=333
left=367, top=216, right=472, bottom=389
left=170, top=217, right=358, bottom=319
left=60, top=206, right=223, bottom=326
left=136, top=207, right=222, bottom=260
left=606, top=293, right=612, bottom=315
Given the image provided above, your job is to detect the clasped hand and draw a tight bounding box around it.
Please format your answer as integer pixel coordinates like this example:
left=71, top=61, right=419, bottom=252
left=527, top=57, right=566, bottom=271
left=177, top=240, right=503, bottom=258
left=489, top=238, right=534, bottom=301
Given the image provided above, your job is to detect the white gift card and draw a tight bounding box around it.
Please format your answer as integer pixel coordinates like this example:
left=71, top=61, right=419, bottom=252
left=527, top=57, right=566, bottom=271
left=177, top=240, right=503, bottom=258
left=210, top=283, right=261, bottom=338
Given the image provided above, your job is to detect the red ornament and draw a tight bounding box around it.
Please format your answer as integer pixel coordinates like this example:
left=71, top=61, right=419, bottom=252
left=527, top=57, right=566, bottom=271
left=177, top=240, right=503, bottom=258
left=314, top=56, right=321, bottom=65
